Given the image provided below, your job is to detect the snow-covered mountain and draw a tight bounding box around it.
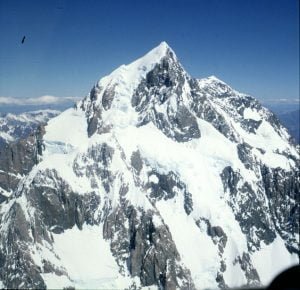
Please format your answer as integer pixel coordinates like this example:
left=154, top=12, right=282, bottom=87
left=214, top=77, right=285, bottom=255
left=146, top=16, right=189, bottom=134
left=0, top=42, right=298, bottom=290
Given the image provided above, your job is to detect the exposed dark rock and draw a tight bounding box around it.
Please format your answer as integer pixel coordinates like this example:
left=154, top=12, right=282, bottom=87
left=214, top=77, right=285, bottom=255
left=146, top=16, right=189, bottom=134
left=146, top=170, right=193, bottom=215
left=42, top=259, right=66, bottom=276
left=221, top=166, right=277, bottom=251
left=220, top=94, right=264, bottom=135
left=131, top=150, right=143, bottom=175
left=87, top=106, right=102, bottom=137
left=0, top=193, right=8, bottom=204
left=183, top=190, right=193, bottom=215
left=0, top=203, right=47, bottom=289
left=195, top=218, right=229, bottom=288
left=189, top=80, right=237, bottom=142
left=0, top=125, right=45, bottom=192
left=220, top=166, right=240, bottom=196
left=229, top=95, right=260, bottom=111
left=237, top=142, right=254, bottom=170
left=148, top=106, right=200, bottom=142
left=82, top=86, right=113, bottom=137
left=103, top=204, right=195, bottom=289
left=234, top=253, right=260, bottom=286
left=132, top=53, right=200, bottom=142
left=241, top=119, right=262, bottom=133
left=73, top=143, right=115, bottom=192
left=256, top=147, right=266, bottom=154
left=220, top=260, right=226, bottom=273
left=0, top=166, right=102, bottom=288
left=261, top=165, right=300, bottom=255
left=275, top=149, right=299, bottom=164
left=147, top=171, right=177, bottom=201
left=26, top=169, right=101, bottom=233
left=216, top=272, right=228, bottom=289
left=196, top=218, right=227, bottom=254
left=102, top=84, right=116, bottom=110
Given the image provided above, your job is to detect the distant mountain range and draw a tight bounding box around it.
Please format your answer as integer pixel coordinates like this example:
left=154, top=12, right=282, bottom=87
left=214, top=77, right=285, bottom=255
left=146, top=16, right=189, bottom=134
left=0, top=110, right=60, bottom=147
left=0, top=103, right=72, bottom=115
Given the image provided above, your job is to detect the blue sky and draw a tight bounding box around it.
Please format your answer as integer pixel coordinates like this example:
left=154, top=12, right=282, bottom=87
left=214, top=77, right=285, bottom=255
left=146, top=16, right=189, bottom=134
left=0, top=0, right=299, bottom=102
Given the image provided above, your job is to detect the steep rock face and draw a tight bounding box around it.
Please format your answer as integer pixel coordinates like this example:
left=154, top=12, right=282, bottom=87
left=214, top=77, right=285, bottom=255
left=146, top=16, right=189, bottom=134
left=0, top=125, right=45, bottom=195
left=0, top=42, right=299, bottom=290
left=0, top=110, right=59, bottom=201
left=103, top=205, right=194, bottom=290
left=189, top=78, right=238, bottom=142
left=261, top=165, right=300, bottom=255
left=221, top=166, right=276, bottom=251
left=0, top=168, right=101, bottom=289
left=0, top=201, right=47, bottom=289
left=132, top=50, right=200, bottom=142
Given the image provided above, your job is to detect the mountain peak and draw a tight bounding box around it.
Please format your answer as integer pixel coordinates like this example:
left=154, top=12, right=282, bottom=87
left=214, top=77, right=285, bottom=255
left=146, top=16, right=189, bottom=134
left=150, top=41, right=173, bottom=56
left=127, top=41, right=177, bottom=70
left=202, top=75, right=228, bottom=85
left=82, top=42, right=180, bottom=115
left=78, top=40, right=188, bottom=136
left=158, top=40, right=170, bottom=48
left=207, top=75, right=224, bottom=82
left=197, top=75, right=236, bottom=94
left=94, top=41, right=177, bottom=89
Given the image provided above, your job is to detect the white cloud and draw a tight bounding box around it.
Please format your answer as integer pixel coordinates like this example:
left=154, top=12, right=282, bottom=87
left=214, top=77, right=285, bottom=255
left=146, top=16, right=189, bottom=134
left=0, top=96, right=81, bottom=106
left=261, top=98, right=300, bottom=104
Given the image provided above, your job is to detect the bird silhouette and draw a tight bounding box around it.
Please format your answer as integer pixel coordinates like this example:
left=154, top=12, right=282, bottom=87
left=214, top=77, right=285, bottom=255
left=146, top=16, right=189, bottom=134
left=21, top=36, right=26, bottom=44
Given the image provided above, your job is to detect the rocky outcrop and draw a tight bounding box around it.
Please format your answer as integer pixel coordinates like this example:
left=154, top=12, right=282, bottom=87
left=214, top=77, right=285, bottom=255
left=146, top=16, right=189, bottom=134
left=145, top=170, right=193, bottom=215
left=0, top=125, right=45, bottom=193
left=0, top=168, right=101, bottom=288
left=103, top=204, right=195, bottom=290
left=132, top=52, right=200, bottom=142
left=261, top=165, right=300, bottom=255
left=234, top=253, right=260, bottom=286
left=221, top=166, right=277, bottom=251
left=189, top=79, right=237, bottom=142
left=0, top=202, right=47, bottom=289
left=196, top=218, right=230, bottom=288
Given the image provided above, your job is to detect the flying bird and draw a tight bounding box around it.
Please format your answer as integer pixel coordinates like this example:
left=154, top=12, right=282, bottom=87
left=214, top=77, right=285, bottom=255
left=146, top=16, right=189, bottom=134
left=21, top=36, right=26, bottom=44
